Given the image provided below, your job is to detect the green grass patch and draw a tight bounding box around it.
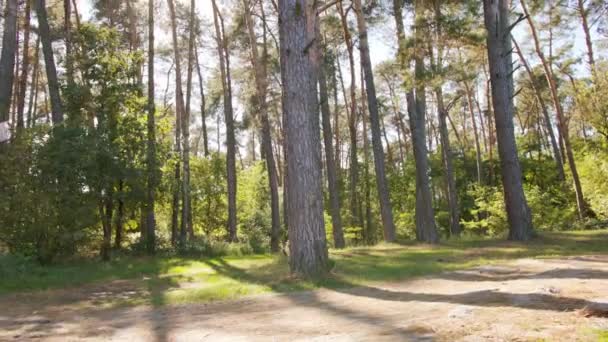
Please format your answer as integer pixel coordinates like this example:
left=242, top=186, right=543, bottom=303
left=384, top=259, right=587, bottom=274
left=2, top=230, right=608, bottom=306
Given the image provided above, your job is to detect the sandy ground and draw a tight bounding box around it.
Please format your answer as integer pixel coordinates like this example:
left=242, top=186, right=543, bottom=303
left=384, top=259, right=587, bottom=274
left=1, top=255, right=608, bottom=341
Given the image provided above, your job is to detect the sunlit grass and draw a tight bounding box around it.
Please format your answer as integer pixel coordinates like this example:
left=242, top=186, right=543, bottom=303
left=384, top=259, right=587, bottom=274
left=2, top=230, right=608, bottom=306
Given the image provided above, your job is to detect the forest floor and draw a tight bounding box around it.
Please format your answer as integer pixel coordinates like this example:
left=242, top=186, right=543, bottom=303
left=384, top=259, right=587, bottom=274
left=1, top=231, right=608, bottom=341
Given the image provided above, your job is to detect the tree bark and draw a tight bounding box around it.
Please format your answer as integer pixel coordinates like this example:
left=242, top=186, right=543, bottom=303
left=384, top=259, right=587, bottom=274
left=336, top=0, right=362, bottom=229
left=0, top=0, right=18, bottom=129
left=194, top=44, right=209, bottom=157
left=167, top=0, right=184, bottom=246
left=211, top=0, right=238, bottom=242
left=146, top=0, right=157, bottom=255
left=183, top=0, right=195, bottom=240
left=353, top=0, right=396, bottom=242
left=483, top=0, right=533, bottom=241
left=409, top=1, right=438, bottom=243
left=35, top=0, right=63, bottom=124
left=16, top=0, right=31, bottom=130
left=279, top=0, right=328, bottom=276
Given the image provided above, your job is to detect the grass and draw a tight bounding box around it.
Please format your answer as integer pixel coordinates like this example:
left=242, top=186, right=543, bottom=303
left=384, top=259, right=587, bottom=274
left=1, top=230, right=608, bottom=307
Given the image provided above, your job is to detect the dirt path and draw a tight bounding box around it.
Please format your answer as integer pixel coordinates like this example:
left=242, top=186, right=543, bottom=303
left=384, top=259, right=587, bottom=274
left=2, top=256, right=608, bottom=341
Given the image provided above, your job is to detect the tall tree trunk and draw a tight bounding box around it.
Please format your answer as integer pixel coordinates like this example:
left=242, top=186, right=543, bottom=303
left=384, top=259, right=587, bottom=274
left=212, top=0, right=238, bottom=242
left=483, top=0, right=533, bottom=241
left=182, top=0, right=195, bottom=240
left=114, top=180, right=125, bottom=249
left=279, top=0, right=328, bottom=276
left=0, top=0, right=17, bottom=132
left=336, top=0, right=361, bottom=229
left=432, top=1, right=460, bottom=237
left=16, top=0, right=31, bottom=131
left=145, top=0, right=157, bottom=255
left=35, top=0, right=63, bottom=124
left=167, top=0, right=184, bottom=246
left=512, top=38, right=565, bottom=182
left=243, top=0, right=282, bottom=252
left=408, top=0, right=438, bottom=243
left=194, top=44, right=209, bottom=157
left=64, top=0, right=74, bottom=86
left=520, top=0, right=592, bottom=219
left=353, top=0, right=396, bottom=242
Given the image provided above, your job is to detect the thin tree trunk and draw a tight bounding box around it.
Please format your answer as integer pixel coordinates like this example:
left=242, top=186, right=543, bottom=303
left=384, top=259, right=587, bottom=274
left=243, top=0, right=282, bottom=252
left=336, top=0, right=361, bottom=229
left=182, top=0, right=195, bottom=240
left=464, top=81, right=483, bottom=184
left=279, top=0, right=328, bottom=276
left=577, top=0, right=595, bottom=76
left=512, top=37, right=565, bottom=182
left=194, top=44, right=209, bottom=157
left=353, top=0, right=396, bottom=242
left=145, top=0, right=157, bottom=255
left=16, top=0, right=31, bottom=130
left=167, top=0, right=184, bottom=246
left=483, top=0, right=533, bottom=241
left=27, top=38, right=40, bottom=128
left=212, top=0, right=238, bottom=242
left=520, top=0, right=592, bottom=219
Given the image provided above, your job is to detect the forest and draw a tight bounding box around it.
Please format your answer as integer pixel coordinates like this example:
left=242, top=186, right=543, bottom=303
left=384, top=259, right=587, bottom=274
left=0, top=0, right=608, bottom=340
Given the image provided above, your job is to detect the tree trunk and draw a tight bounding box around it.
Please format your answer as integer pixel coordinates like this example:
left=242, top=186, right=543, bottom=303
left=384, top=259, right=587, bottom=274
left=243, top=0, right=282, bottom=252
left=512, top=37, right=565, bottom=182
left=211, top=0, right=238, bottom=242
left=409, top=1, right=438, bottom=243
left=353, top=0, right=396, bottom=242
left=167, top=0, right=184, bottom=246
left=27, top=37, right=40, bottom=128
left=194, top=44, right=209, bottom=157
left=464, top=81, right=483, bottom=184
left=279, top=0, right=328, bottom=276
left=483, top=0, right=533, bottom=241
left=336, top=0, right=361, bottom=230
left=0, top=0, right=17, bottom=130
left=114, top=180, right=125, bottom=249
left=182, top=0, right=195, bottom=240
left=576, top=0, right=595, bottom=75
left=16, top=0, right=31, bottom=130
left=520, top=0, right=592, bottom=219
left=35, top=0, right=63, bottom=124
left=145, top=0, right=157, bottom=255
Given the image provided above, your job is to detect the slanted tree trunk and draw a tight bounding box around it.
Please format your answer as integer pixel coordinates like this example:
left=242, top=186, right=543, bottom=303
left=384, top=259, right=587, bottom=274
left=279, top=0, right=328, bottom=276
left=145, top=0, right=157, bottom=255
left=520, top=0, right=592, bottom=219
left=512, top=38, right=565, bottom=182
left=0, top=0, right=18, bottom=131
left=167, top=0, right=184, bottom=246
left=16, top=0, right=31, bottom=131
left=243, top=0, right=282, bottom=252
left=483, top=0, right=533, bottom=241
left=576, top=0, right=595, bottom=76
left=353, top=0, right=396, bottom=242
left=35, top=0, right=63, bottom=124
left=211, top=0, right=238, bottom=242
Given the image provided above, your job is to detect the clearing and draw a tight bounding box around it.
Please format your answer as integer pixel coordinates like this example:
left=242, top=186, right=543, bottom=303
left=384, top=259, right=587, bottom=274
left=1, top=231, right=608, bottom=341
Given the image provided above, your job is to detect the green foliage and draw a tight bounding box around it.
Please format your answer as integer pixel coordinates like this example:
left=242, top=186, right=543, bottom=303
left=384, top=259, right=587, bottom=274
left=237, top=161, right=273, bottom=253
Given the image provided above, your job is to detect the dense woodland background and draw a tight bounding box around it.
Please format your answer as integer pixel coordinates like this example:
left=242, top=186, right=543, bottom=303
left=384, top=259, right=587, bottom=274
left=0, top=0, right=607, bottom=275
